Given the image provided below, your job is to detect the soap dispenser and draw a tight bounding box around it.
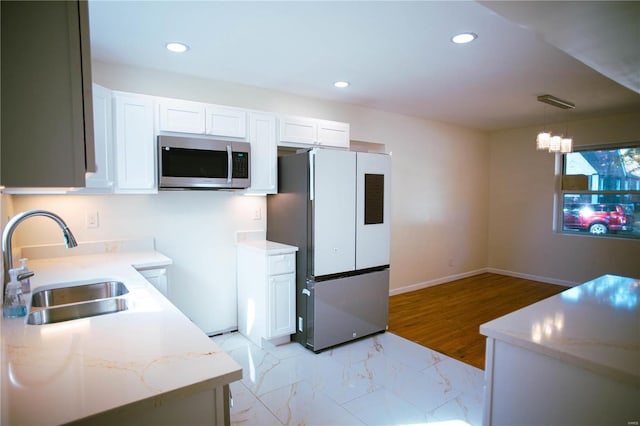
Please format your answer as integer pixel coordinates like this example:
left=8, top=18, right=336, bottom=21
left=19, top=258, right=32, bottom=293
left=3, top=268, right=27, bottom=318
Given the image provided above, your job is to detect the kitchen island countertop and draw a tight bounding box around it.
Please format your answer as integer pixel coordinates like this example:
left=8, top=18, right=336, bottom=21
left=1, top=249, right=242, bottom=425
left=480, top=273, right=639, bottom=385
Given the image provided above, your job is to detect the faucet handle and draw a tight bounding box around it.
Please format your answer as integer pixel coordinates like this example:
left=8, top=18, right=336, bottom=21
left=17, top=271, right=35, bottom=281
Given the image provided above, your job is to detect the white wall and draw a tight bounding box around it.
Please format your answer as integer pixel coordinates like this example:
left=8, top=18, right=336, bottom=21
left=7, top=61, right=490, bottom=334
left=13, top=62, right=638, bottom=334
left=488, top=112, right=640, bottom=284
left=94, top=61, right=491, bottom=290
left=10, top=192, right=265, bottom=333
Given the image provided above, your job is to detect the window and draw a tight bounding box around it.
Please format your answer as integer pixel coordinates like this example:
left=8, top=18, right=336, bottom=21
left=560, top=144, right=640, bottom=239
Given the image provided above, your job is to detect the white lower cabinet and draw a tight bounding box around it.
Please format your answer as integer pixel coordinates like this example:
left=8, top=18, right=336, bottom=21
left=73, top=384, right=230, bottom=426
left=136, top=266, right=169, bottom=297
left=237, top=241, right=298, bottom=348
left=483, top=337, right=639, bottom=426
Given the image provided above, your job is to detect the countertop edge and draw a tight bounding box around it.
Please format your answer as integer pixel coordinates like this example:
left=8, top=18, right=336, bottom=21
left=480, top=322, right=640, bottom=387
left=1, top=249, right=242, bottom=425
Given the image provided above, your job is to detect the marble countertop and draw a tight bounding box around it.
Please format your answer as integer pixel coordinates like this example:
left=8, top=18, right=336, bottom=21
left=480, top=274, right=639, bottom=385
left=1, top=249, right=242, bottom=425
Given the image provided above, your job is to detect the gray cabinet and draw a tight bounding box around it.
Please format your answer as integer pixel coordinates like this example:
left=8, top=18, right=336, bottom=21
left=1, top=1, right=95, bottom=188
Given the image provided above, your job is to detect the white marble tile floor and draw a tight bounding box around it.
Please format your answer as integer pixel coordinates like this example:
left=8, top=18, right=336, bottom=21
left=211, top=331, right=484, bottom=426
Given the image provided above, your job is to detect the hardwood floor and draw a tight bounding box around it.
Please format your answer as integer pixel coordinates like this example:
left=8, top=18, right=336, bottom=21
left=387, top=273, right=567, bottom=370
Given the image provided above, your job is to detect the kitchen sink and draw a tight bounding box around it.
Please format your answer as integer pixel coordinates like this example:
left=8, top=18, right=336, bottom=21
left=27, top=298, right=129, bottom=325
left=27, top=280, right=130, bottom=325
left=31, top=280, right=129, bottom=307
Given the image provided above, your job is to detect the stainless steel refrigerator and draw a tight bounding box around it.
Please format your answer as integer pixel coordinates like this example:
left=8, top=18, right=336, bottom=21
left=267, top=148, right=391, bottom=352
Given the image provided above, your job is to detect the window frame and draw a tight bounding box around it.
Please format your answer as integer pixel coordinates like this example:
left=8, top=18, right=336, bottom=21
left=555, top=141, right=640, bottom=240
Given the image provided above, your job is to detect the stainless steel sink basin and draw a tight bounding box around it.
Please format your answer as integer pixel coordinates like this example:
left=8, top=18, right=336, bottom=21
left=31, top=280, right=129, bottom=307
left=27, top=280, right=130, bottom=325
left=27, top=298, right=129, bottom=325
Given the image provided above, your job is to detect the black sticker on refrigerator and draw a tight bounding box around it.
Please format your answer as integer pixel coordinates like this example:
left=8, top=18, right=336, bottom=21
left=364, top=174, right=384, bottom=224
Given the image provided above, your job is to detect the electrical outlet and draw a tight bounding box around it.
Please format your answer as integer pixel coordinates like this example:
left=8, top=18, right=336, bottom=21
left=253, top=208, right=262, bottom=220
left=87, top=211, right=99, bottom=228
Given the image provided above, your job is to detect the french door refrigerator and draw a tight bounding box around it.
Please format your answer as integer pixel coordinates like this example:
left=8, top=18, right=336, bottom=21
left=267, top=148, right=391, bottom=352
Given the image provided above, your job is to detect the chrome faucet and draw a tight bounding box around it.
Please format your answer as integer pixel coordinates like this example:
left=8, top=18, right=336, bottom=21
left=2, top=210, right=78, bottom=294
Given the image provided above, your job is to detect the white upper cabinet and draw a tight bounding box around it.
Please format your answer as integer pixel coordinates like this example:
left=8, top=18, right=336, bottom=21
left=157, top=98, right=247, bottom=138
left=279, top=116, right=318, bottom=145
left=85, top=84, right=114, bottom=190
left=317, top=119, right=350, bottom=148
left=279, top=116, right=350, bottom=149
left=157, top=99, right=206, bottom=134
left=245, top=112, right=278, bottom=194
left=1, top=1, right=95, bottom=188
left=205, top=106, right=247, bottom=138
left=113, top=92, right=156, bottom=193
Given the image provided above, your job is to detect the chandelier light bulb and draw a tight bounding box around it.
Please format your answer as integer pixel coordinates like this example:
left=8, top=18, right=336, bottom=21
left=560, top=137, right=573, bottom=153
left=536, top=132, right=551, bottom=150
left=549, top=135, right=562, bottom=153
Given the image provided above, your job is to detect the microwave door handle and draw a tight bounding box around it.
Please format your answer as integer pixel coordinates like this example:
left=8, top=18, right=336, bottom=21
left=227, top=145, right=233, bottom=184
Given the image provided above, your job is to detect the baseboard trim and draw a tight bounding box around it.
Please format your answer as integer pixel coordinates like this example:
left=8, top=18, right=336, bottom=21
left=486, top=268, right=577, bottom=287
left=389, top=267, right=576, bottom=296
left=389, top=268, right=488, bottom=296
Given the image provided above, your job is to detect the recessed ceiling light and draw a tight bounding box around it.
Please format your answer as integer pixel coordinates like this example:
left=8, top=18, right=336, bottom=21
left=334, top=81, right=350, bottom=88
left=166, top=42, right=189, bottom=53
left=451, top=32, right=477, bottom=44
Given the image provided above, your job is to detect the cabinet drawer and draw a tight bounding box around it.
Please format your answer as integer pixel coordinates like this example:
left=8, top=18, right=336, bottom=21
left=267, top=253, right=295, bottom=275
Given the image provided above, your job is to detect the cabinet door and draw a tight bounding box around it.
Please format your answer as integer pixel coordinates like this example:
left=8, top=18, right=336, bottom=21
left=205, top=106, right=247, bottom=138
left=1, top=1, right=94, bottom=188
left=157, top=99, right=206, bottom=134
left=279, top=116, right=318, bottom=145
left=86, top=84, right=114, bottom=189
left=317, top=119, right=350, bottom=149
left=246, top=112, right=277, bottom=194
left=138, top=267, right=168, bottom=297
left=113, top=93, right=156, bottom=193
left=268, top=273, right=295, bottom=338
left=312, top=149, right=357, bottom=276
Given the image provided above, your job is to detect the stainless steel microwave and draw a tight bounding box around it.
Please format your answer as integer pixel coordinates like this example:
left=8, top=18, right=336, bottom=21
left=158, top=135, right=251, bottom=190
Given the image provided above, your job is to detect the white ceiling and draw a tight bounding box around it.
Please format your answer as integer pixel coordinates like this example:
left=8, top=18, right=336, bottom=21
left=88, top=1, right=640, bottom=132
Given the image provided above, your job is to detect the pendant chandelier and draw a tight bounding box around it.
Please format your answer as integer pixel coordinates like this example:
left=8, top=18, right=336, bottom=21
left=536, top=94, right=574, bottom=153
